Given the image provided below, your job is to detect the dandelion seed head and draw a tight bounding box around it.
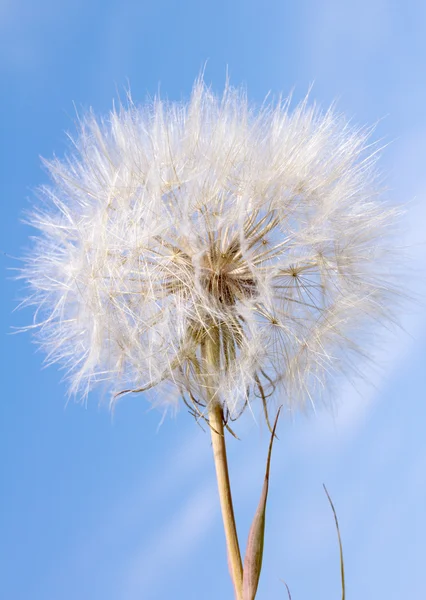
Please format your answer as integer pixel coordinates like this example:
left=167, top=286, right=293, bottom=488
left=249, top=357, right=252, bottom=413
left=21, top=78, right=402, bottom=420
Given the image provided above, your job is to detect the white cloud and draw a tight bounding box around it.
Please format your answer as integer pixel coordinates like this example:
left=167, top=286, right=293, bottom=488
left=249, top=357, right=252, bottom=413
left=120, top=480, right=218, bottom=599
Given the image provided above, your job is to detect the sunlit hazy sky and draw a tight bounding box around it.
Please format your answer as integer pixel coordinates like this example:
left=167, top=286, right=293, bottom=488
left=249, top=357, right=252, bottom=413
left=1, top=1, right=426, bottom=599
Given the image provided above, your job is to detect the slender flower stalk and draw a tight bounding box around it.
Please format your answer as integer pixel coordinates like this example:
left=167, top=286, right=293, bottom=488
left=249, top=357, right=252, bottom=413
left=202, top=325, right=243, bottom=597
left=208, top=401, right=243, bottom=598
left=19, top=77, right=402, bottom=597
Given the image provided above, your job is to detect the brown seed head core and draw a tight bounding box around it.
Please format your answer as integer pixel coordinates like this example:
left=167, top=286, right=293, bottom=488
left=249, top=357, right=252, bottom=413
left=200, top=240, right=258, bottom=309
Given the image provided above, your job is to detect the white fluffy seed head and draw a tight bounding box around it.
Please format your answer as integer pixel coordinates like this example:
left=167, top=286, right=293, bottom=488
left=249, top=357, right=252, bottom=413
left=21, top=78, right=402, bottom=421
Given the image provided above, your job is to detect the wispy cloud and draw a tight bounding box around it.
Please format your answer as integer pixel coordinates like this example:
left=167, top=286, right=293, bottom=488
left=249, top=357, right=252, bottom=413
left=121, top=481, right=218, bottom=599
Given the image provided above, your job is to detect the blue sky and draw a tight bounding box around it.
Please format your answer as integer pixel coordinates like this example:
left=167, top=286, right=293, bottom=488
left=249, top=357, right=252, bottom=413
left=1, top=1, right=426, bottom=599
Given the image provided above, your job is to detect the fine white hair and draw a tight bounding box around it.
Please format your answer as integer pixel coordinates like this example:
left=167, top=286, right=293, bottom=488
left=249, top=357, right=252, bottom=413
left=21, top=78, right=402, bottom=421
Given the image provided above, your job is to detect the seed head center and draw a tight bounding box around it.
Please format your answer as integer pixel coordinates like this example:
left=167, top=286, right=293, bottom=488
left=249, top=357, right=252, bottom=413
left=200, top=243, right=257, bottom=307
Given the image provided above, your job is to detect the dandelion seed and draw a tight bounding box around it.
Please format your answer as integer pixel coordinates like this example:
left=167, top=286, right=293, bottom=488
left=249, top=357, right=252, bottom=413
left=21, top=77, right=401, bottom=421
